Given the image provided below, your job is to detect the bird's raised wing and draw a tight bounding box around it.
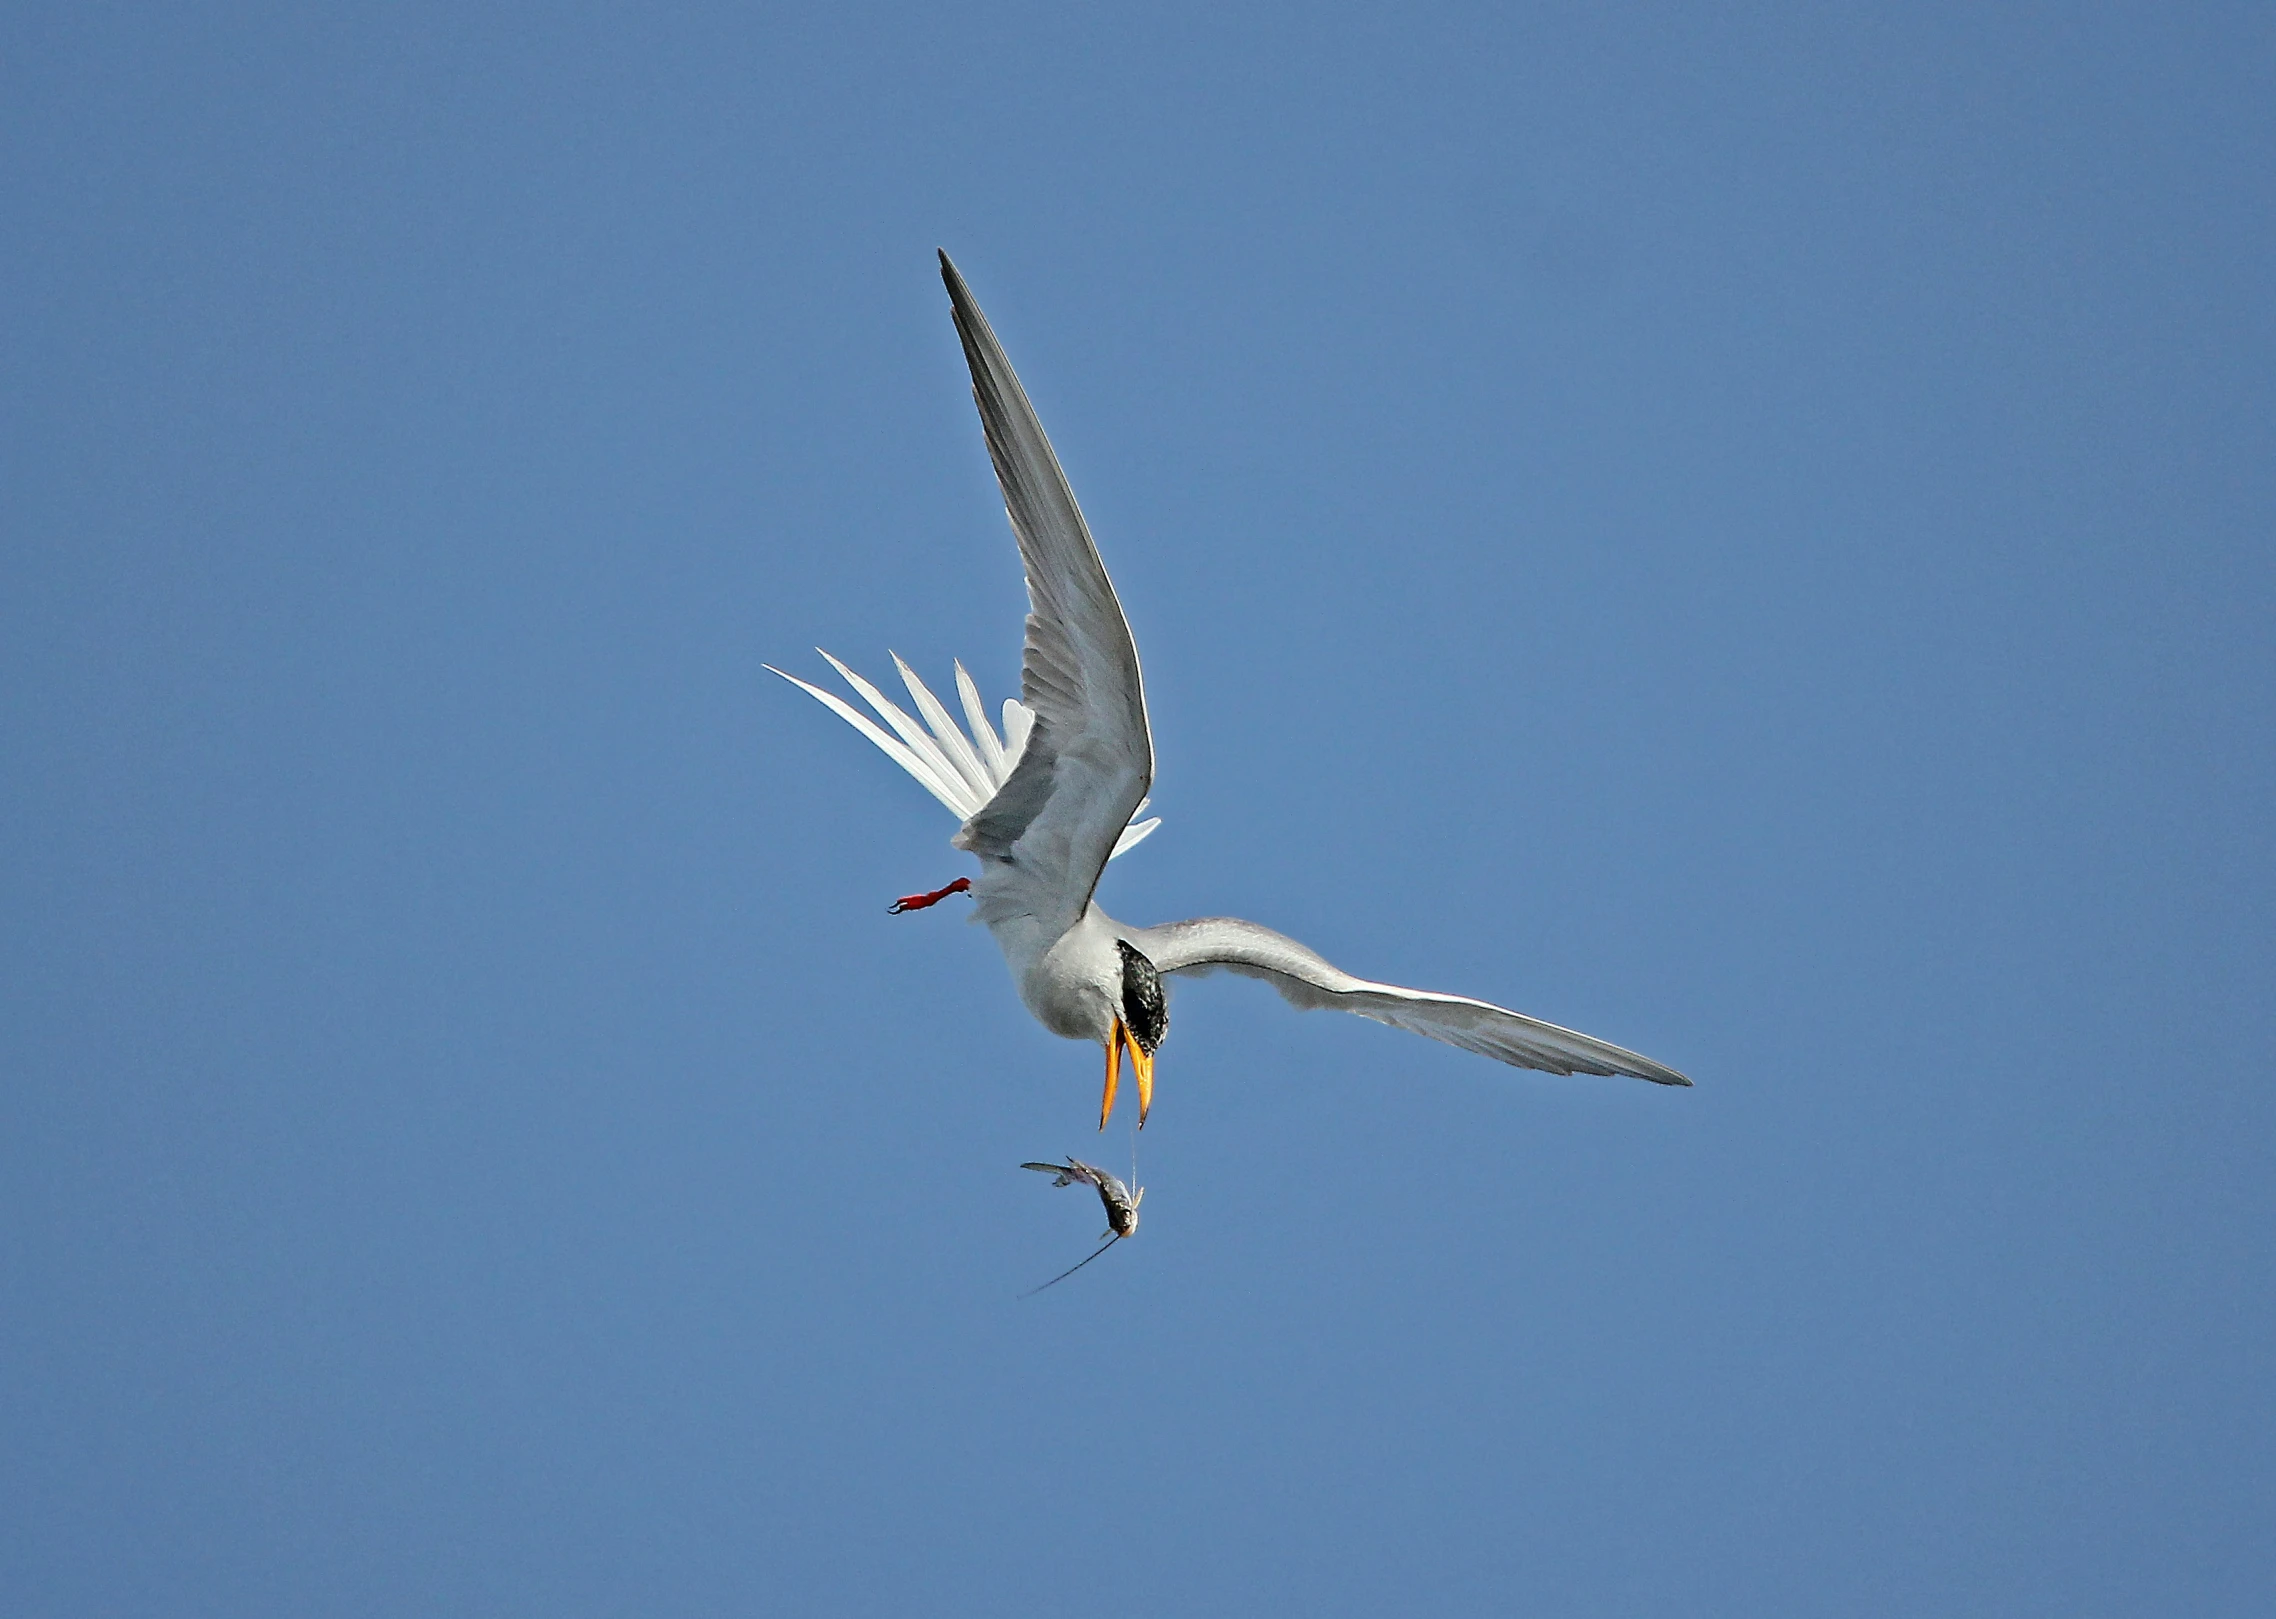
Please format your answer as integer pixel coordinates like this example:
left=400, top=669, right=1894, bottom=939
left=939, top=252, right=1154, bottom=939
left=1124, top=916, right=1691, bottom=1086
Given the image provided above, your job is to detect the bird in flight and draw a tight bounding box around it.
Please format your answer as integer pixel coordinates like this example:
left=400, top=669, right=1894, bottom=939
left=771, top=252, right=1690, bottom=1133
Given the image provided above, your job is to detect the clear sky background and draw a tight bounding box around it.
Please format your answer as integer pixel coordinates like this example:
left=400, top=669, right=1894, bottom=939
left=5, top=5, right=2271, bottom=1615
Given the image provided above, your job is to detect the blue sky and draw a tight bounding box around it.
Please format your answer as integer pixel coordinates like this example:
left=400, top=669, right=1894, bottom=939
left=5, top=4, right=2271, bottom=1614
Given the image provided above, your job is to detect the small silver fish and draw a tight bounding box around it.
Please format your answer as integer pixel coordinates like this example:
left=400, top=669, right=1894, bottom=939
left=1019, top=1158, right=1144, bottom=1296
left=1021, top=1157, right=1142, bottom=1238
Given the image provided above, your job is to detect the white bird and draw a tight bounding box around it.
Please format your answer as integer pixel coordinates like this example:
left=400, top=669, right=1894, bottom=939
left=772, top=252, right=1689, bottom=1131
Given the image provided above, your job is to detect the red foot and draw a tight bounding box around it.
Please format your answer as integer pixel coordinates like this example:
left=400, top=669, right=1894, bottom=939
left=887, top=877, right=970, bottom=914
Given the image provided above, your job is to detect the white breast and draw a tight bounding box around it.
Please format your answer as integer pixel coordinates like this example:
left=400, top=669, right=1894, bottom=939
left=1000, top=906, right=1127, bottom=1044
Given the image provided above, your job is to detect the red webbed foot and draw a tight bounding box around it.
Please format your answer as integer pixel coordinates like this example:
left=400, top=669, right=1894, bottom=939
left=887, top=877, right=971, bottom=914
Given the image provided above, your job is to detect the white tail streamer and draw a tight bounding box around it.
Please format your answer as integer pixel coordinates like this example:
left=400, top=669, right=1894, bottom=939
left=769, top=652, right=1162, bottom=860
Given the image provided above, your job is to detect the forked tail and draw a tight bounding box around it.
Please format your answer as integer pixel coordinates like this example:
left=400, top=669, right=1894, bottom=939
left=768, top=651, right=1160, bottom=858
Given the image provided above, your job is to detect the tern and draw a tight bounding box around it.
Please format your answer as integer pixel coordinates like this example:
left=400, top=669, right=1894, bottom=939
left=772, top=253, right=1690, bottom=1131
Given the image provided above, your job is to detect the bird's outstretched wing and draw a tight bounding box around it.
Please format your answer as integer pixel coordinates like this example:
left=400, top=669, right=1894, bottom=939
left=939, top=252, right=1155, bottom=939
left=1124, top=916, right=1691, bottom=1086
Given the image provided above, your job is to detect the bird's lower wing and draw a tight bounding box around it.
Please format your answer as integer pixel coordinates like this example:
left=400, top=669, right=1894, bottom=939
left=1125, top=916, right=1690, bottom=1086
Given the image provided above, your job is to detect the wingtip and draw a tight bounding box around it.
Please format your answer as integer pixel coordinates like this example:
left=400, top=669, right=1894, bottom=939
left=937, top=252, right=984, bottom=331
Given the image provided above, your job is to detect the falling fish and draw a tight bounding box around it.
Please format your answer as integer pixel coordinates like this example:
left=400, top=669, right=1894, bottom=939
left=1023, top=1157, right=1143, bottom=1237
left=1019, top=1157, right=1143, bottom=1295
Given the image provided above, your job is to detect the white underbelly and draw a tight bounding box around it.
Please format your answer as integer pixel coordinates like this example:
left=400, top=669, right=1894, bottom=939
left=989, top=907, right=1121, bottom=1044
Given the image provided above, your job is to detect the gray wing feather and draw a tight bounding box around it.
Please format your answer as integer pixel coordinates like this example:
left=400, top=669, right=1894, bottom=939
left=939, top=253, right=1154, bottom=938
left=1125, top=916, right=1691, bottom=1086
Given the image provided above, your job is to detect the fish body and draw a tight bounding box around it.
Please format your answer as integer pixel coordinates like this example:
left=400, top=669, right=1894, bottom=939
left=1021, top=1157, right=1142, bottom=1238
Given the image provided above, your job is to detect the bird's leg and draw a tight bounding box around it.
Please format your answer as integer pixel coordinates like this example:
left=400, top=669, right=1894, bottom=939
left=1098, top=1020, right=1123, bottom=1131
left=886, top=877, right=970, bottom=914
left=1125, top=1024, right=1155, bottom=1127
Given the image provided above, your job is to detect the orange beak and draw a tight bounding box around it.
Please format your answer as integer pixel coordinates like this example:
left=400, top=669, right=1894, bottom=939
left=1125, top=1022, right=1155, bottom=1127
left=1098, top=1020, right=1123, bottom=1131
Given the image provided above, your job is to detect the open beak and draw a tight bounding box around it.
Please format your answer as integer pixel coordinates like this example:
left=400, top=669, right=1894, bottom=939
left=1124, top=1023, right=1155, bottom=1127
left=1098, top=1021, right=1123, bottom=1131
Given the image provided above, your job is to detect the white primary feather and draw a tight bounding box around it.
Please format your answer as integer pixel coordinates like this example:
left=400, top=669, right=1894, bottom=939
left=765, top=661, right=973, bottom=817
left=954, top=662, right=1006, bottom=779
left=1000, top=700, right=1034, bottom=770
left=892, top=652, right=994, bottom=803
